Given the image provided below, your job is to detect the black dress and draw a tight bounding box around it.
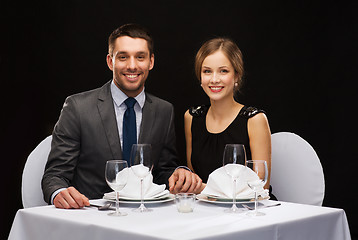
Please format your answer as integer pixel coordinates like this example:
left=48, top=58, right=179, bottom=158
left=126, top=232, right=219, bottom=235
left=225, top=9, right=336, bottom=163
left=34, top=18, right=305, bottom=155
left=189, top=105, right=277, bottom=200
left=189, top=105, right=265, bottom=183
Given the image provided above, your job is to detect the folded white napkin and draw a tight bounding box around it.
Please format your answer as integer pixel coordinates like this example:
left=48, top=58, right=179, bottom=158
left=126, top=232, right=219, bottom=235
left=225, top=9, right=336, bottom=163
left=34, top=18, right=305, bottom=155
left=201, top=164, right=269, bottom=199
left=105, top=164, right=167, bottom=199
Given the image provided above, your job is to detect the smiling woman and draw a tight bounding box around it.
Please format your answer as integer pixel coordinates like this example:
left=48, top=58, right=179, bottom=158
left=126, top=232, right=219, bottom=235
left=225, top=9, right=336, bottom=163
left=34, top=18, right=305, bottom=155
left=194, top=38, right=244, bottom=95
left=184, top=37, right=275, bottom=199
left=200, top=50, right=236, bottom=102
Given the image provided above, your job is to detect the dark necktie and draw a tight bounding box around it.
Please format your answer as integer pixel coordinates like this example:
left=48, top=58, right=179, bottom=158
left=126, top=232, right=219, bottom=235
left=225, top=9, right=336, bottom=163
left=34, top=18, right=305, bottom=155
left=122, top=97, right=137, bottom=164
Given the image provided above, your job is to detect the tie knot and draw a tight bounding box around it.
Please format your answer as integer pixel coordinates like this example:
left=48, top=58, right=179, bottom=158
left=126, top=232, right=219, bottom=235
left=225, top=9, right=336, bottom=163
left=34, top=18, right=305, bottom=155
left=124, top=97, right=136, bottom=108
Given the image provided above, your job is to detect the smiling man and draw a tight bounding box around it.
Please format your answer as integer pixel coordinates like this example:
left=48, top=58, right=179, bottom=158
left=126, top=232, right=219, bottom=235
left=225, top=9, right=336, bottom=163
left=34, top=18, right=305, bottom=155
left=42, top=24, right=203, bottom=209
left=107, top=35, right=154, bottom=98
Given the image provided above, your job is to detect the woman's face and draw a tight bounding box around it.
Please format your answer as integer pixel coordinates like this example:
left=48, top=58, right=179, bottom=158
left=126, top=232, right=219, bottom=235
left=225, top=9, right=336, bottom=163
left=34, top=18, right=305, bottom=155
left=201, top=50, right=236, bottom=102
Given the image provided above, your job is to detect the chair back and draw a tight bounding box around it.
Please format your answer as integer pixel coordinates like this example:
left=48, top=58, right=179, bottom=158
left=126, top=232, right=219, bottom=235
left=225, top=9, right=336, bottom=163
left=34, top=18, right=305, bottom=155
left=22, top=136, right=52, bottom=208
left=271, top=132, right=325, bottom=206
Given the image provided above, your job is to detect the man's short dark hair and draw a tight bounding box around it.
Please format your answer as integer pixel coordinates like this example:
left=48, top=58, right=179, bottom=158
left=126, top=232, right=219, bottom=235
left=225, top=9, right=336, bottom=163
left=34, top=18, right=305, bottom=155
left=108, top=23, right=154, bottom=56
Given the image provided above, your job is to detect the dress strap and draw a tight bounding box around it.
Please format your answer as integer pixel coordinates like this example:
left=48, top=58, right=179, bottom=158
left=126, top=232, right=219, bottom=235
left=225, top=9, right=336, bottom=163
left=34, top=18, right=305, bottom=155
left=188, top=105, right=209, bottom=117
left=238, top=106, right=266, bottom=119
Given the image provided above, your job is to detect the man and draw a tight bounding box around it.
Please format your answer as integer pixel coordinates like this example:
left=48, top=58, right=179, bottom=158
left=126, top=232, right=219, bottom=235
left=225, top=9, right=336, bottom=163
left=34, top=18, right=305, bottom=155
left=42, top=23, right=203, bottom=209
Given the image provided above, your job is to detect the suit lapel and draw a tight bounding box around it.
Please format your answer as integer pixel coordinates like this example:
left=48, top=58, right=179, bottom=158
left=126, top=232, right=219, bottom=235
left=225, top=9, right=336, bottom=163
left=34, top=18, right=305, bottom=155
left=138, top=93, right=155, bottom=144
left=97, top=81, right=122, bottom=158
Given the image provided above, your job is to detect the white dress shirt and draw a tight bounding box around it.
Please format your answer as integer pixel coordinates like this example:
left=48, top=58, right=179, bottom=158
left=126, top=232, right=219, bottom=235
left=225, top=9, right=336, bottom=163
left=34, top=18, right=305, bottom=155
left=110, top=80, right=145, bottom=148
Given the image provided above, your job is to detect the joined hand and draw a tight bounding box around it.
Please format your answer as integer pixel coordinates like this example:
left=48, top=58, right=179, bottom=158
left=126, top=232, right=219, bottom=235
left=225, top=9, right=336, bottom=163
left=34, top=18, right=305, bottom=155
left=168, top=168, right=205, bottom=194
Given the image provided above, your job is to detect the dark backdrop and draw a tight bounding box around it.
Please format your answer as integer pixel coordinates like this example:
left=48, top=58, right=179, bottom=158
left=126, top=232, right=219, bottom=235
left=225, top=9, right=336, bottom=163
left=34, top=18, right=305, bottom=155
left=2, top=1, right=357, bottom=239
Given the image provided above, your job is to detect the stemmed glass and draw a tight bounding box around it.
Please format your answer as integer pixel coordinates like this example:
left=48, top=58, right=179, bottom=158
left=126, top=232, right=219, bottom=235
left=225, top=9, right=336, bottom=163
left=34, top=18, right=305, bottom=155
left=222, top=144, right=246, bottom=213
left=105, top=160, right=129, bottom=216
left=245, top=160, right=268, bottom=216
left=130, top=144, right=153, bottom=212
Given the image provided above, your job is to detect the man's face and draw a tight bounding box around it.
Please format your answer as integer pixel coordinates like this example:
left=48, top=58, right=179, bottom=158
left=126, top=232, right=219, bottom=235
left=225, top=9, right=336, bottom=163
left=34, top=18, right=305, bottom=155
left=107, top=36, right=154, bottom=97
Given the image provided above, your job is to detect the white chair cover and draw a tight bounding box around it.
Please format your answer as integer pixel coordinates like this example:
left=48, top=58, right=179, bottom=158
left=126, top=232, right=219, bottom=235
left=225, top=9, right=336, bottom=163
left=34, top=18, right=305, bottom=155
left=271, top=132, right=325, bottom=206
left=22, top=136, right=52, bottom=208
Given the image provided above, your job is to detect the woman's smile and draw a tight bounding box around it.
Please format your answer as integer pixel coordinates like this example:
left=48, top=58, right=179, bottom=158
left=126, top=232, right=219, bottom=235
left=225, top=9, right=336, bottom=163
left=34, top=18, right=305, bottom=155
left=209, top=86, right=224, bottom=93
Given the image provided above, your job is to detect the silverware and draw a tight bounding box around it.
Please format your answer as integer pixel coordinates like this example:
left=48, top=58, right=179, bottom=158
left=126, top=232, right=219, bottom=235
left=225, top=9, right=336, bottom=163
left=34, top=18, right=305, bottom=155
left=242, top=203, right=281, bottom=210
left=89, top=203, right=113, bottom=211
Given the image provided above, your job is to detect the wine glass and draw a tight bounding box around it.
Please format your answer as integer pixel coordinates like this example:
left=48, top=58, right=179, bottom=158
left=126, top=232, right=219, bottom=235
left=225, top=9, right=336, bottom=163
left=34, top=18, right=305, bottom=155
left=222, top=144, right=246, bottom=213
left=130, top=144, right=153, bottom=212
left=105, top=160, right=129, bottom=216
left=245, top=160, right=268, bottom=216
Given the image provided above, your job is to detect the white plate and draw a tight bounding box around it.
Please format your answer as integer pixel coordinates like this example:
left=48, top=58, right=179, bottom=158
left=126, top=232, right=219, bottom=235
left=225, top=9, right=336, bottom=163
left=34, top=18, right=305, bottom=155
left=197, top=194, right=269, bottom=204
left=104, top=194, right=175, bottom=204
left=103, top=190, right=169, bottom=201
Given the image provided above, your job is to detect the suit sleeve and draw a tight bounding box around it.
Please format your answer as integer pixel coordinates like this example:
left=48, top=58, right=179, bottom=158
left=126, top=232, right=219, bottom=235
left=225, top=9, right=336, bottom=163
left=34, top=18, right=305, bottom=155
left=152, top=104, right=179, bottom=187
left=41, top=96, right=81, bottom=204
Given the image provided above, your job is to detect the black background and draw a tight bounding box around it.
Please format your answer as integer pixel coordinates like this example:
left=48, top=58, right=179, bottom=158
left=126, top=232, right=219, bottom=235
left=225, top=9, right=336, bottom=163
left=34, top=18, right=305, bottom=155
left=2, top=1, right=357, bottom=239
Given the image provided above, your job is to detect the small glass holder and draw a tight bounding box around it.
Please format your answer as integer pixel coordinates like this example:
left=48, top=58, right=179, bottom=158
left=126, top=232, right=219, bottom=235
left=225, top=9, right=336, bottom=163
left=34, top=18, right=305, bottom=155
left=175, top=193, right=196, bottom=213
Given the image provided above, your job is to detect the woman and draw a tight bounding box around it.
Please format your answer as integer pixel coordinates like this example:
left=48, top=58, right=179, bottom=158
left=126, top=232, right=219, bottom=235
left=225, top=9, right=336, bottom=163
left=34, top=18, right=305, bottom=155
left=184, top=38, right=273, bottom=195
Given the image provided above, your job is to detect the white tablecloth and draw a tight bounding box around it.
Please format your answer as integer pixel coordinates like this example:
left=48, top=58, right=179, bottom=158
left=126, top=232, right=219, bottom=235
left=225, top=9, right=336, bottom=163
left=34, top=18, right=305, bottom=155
left=8, top=200, right=351, bottom=240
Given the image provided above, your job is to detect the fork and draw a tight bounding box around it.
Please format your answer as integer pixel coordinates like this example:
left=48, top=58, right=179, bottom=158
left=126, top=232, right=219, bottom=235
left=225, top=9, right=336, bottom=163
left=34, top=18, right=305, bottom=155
left=242, top=203, right=281, bottom=210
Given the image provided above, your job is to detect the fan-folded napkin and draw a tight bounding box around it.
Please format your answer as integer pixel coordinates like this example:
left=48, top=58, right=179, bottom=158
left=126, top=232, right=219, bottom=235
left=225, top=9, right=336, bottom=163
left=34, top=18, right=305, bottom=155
left=105, top=164, right=167, bottom=199
left=201, top=164, right=269, bottom=199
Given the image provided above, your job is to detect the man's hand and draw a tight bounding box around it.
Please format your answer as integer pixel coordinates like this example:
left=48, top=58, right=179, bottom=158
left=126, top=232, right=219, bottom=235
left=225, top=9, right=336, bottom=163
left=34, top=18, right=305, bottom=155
left=53, top=186, right=90, bottom=209
left=168, top=168, right=204, bottom=194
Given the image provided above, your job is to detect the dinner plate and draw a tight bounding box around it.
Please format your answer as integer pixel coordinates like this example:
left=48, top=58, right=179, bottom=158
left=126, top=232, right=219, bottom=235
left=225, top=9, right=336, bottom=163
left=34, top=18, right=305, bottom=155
left=103, top=190, right=169, bottom=200
left=106, top=195, right=175, bottom=204
left=120, top=195, right=174, bottom=204
left=197, top=194, right=269, bottom=204
left=103, top=192, right=175, bottom=204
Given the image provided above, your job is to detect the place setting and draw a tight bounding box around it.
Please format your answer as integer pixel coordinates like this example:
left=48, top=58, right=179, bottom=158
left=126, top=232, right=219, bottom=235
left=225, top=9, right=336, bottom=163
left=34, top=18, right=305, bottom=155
left=197, top=144, right=273, bottom=216
left=102, top=144, right=174, bottom=216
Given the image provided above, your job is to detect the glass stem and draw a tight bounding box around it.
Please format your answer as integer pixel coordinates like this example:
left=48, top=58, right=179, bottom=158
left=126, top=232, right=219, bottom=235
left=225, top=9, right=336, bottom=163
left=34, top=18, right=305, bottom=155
left=232, top=178, right=237, bottom=209
left=140, top=178, right=144, bottom=209
left=116, top=191, right=119, bottom=215
left=254, top=190, right=258, bottom=215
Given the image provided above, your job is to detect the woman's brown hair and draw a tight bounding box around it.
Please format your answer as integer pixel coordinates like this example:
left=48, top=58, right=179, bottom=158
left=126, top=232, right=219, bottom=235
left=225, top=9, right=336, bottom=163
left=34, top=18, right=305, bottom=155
left=195, top=38, right=244, bottom=92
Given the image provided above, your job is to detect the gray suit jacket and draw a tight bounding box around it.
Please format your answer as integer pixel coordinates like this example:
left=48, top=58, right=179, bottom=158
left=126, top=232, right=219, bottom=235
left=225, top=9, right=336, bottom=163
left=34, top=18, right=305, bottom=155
left=42, top=81, right=179, bottom=203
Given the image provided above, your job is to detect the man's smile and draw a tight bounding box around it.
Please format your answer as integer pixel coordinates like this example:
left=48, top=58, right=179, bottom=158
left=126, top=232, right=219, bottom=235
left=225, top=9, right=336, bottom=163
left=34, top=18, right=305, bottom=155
left=123, top=73, right=141, bottom=81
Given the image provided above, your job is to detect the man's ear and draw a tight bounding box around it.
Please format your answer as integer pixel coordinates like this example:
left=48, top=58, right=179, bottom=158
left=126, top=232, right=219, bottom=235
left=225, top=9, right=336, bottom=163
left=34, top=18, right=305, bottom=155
left=106, top=54, right=114, bottom=71
left=149, top=53, right=154, bottom=70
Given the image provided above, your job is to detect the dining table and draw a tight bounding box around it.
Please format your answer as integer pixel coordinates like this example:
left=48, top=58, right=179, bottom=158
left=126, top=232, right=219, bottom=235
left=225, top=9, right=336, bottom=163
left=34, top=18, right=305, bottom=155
left=8, top=198, right=351, bottom=240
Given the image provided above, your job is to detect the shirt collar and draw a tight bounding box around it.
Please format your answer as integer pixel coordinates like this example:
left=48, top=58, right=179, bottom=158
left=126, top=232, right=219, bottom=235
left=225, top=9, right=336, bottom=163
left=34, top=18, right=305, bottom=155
left=111, top=80, right=145, bottom=108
